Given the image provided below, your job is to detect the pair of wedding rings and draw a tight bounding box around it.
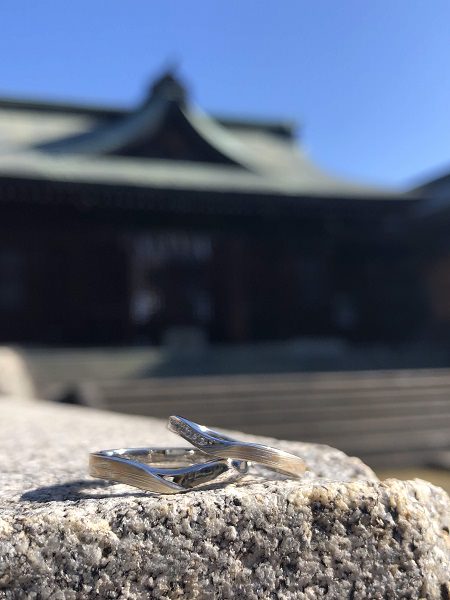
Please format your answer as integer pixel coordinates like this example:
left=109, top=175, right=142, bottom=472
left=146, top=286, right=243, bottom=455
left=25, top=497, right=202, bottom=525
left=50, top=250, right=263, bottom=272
left=89, top=416, right=307, bottom=494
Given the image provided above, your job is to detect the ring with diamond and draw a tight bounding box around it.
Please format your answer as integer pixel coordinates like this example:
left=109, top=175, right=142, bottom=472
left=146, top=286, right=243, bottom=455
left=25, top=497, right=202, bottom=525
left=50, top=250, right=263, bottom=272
left=89, top=447, right=248, bottom=494
left=168, top=416, right=307, bottom=477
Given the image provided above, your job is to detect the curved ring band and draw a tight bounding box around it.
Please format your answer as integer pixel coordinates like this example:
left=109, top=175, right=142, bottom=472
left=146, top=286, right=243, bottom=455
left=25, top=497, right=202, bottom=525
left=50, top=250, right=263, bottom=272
left=89, top=447, right=248, bottom=494
left=168, top=416, right=307, bottom=477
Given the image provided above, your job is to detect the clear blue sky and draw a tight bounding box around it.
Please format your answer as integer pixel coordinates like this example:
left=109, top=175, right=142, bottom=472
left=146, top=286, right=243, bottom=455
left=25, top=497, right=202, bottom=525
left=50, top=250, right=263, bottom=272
left=1, top=1, right=449, bottom=188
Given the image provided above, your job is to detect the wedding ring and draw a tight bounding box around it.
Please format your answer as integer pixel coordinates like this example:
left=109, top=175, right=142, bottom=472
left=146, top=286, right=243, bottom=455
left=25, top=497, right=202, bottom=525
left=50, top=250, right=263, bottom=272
left=168, top=416, right=307, bottom=477
left=89, top=447, right=248, bottom=494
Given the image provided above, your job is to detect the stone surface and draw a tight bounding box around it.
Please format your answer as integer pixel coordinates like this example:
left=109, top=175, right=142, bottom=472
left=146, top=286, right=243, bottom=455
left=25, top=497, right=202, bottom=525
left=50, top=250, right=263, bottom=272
left=0, top=399, right=448, bottom=599
left=0, top=348, right=34, bottom=399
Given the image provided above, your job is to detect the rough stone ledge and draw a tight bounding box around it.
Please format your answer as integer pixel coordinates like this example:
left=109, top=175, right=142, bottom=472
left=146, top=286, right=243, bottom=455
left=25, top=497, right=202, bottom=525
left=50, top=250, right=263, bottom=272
left=0, top=399, right=448, bottom=599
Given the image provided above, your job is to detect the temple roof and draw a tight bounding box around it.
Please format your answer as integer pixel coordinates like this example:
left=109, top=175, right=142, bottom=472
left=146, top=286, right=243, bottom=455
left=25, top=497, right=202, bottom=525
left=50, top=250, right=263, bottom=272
left=407, top=169, right=450, bottom=221
left=0, top=72, right=405, bottom=200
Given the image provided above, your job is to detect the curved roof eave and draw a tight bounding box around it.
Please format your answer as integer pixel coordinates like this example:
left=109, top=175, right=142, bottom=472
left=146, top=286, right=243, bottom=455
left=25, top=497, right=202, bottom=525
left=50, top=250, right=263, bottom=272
left=35, top=93, right=170, bottom=155
left=18, top=77, right=406, bottom=200
left=35, top=92, right=261, bottom=171
left=0, top=151, right=409, bottom=200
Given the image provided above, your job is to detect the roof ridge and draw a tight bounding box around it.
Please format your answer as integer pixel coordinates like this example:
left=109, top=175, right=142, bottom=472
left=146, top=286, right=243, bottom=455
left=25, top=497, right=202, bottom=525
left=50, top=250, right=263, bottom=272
left=0, top=96, right=296, bottom=137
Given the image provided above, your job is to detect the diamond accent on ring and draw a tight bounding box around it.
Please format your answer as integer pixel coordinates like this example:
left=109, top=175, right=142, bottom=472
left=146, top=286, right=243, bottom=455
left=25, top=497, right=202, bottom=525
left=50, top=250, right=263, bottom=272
left=170, top=418, right=214, bottom=447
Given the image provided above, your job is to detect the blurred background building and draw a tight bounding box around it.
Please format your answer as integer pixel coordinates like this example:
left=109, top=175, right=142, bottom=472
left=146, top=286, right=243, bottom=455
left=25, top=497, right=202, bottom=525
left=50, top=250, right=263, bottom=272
left=0, top=71, right=445, bottom=349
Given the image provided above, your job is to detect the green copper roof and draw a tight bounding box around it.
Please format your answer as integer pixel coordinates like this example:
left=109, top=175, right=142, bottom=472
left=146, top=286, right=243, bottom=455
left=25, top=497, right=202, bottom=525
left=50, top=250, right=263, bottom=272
left=0, top=73, right=406, bottom=200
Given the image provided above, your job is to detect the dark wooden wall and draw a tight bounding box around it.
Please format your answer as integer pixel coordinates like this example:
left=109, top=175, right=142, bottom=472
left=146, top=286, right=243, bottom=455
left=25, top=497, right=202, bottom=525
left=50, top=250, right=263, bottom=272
left=0, top=178, right=425, bottom=346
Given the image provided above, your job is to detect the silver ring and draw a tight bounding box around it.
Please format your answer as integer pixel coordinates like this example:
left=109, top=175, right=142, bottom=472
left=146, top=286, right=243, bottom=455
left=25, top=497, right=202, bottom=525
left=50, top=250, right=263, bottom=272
left=89, top=447, right=248, bottom=494
left=168, top=416, right=307, bottom=477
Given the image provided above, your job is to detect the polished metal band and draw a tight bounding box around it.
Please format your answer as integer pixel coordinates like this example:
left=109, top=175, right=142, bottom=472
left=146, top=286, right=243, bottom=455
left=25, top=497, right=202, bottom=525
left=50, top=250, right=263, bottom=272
left=89, top=447, right=248, bottom=494
left=168, top=416, right=307, bottom=477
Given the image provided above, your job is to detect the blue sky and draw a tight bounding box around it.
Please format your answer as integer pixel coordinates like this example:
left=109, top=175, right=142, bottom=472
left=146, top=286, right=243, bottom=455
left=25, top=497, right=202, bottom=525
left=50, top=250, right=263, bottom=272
left=1, top=1, right=449, bottom=188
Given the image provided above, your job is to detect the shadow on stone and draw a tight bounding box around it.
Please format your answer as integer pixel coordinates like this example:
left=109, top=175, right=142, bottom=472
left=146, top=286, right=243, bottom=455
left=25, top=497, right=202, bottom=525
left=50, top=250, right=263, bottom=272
left=20, top=475, right=262, bottom=503
left=21, top=479, right=149, bottom=503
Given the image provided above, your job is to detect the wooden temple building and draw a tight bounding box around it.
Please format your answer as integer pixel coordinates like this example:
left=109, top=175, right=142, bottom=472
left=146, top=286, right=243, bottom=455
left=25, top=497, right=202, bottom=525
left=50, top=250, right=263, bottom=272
left=0, top=72, right=444, bottom=345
